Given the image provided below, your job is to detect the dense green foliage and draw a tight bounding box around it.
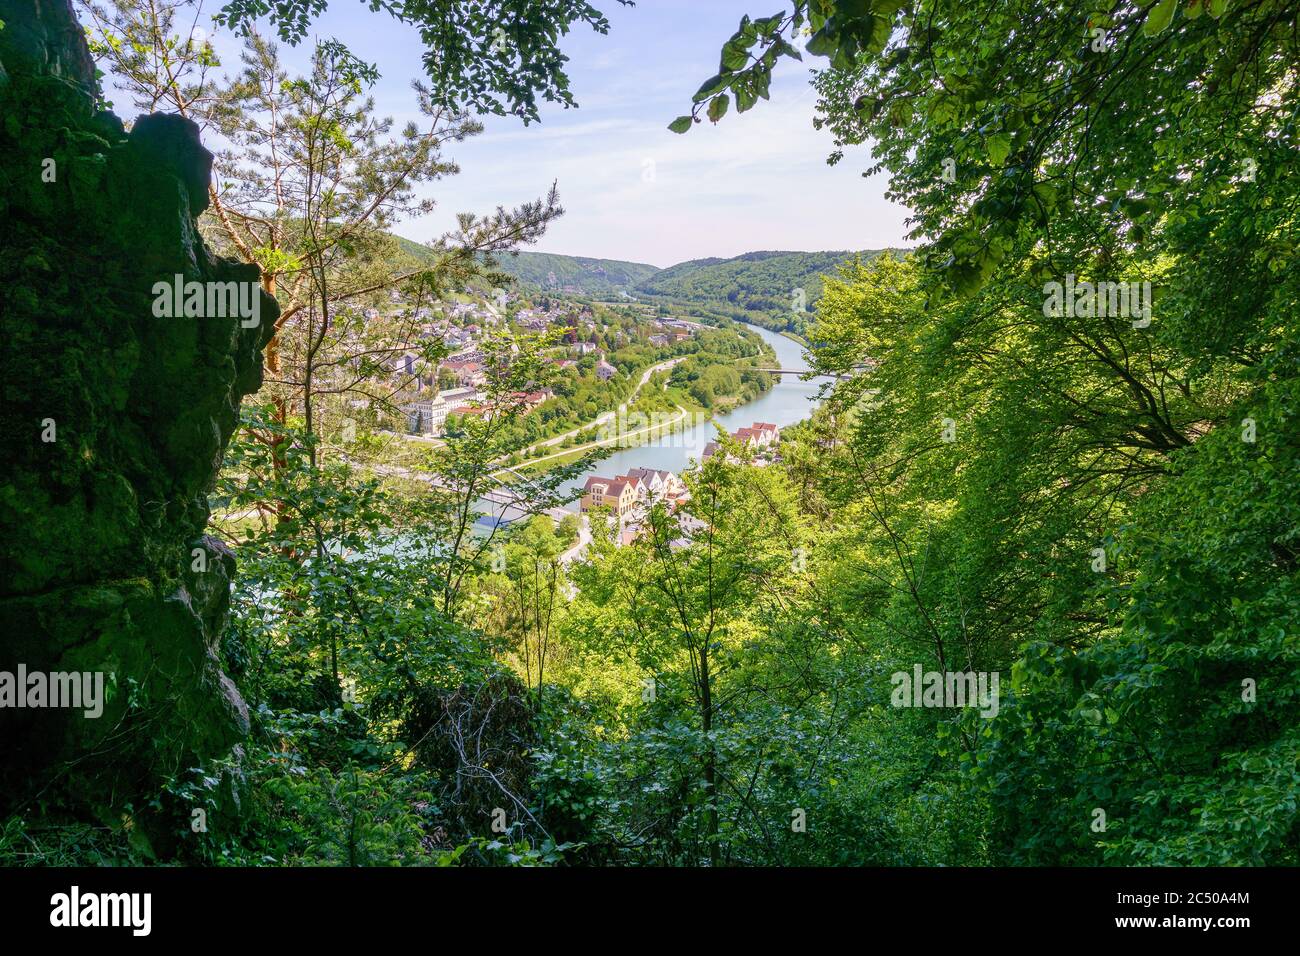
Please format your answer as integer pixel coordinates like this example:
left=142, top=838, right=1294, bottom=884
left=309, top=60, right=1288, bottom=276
left=669, top=352, right=771, bottom=410
left=668, top=0, right=1300, bottom=865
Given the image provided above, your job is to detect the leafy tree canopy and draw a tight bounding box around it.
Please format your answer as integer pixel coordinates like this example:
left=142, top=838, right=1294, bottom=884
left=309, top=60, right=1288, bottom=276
left=682, top=1, right=1296, bottom=300
left=216, top=0, right=633, bottom=122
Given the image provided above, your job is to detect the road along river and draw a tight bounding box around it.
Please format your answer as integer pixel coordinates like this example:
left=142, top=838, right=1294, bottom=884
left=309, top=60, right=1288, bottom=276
left=481, top=323, right=835, bottom=524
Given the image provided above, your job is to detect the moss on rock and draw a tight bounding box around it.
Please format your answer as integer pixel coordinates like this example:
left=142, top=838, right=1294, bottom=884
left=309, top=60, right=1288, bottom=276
left=0, top=0, right=274, bottom=832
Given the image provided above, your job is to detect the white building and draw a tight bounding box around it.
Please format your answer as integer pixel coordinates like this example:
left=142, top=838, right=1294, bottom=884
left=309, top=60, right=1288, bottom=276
left=625, top=467, right=684, bottom=501
left=410, top=386, right=481, bottom=436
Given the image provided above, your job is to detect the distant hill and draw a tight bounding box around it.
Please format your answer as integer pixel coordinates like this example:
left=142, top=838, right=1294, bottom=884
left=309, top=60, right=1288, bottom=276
left=392, top=240, right=659, bottom=297
left=485, top=250, right=660, bottom=297
left=390, top=238, right=899, bottom=333
left=632, top=249, right=898, bottom=334
left=393, top=236, right=437, bottom=264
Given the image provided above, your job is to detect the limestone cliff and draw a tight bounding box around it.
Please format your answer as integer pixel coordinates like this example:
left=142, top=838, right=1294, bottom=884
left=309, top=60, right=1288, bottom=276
left=0, top=0, right=274, bottom=826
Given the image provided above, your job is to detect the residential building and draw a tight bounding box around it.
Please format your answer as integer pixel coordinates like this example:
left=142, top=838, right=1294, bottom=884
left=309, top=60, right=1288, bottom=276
left=625, top=467, right=684, bottom=501
left=580, top=475, right=640, bottom=518
left=411, top=394, right=449, bottom=435
left=752, top=422, right=780, bottom=446
left=699, top=423, right=779, bottom=463
left=506, top=388, right=553, bottom=414
left=520, top=388, right=553, bottom=410
left=444, top=359, right=486, bottom=387
left=733, top=422, right=780, bottom=450
left=438, top=387, right=479, bottom=412
left=407, top=385, right=484, bottom=436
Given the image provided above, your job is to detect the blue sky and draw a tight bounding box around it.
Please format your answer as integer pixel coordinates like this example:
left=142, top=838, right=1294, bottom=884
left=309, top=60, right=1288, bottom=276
left=107, top=0, right=913, bottom=267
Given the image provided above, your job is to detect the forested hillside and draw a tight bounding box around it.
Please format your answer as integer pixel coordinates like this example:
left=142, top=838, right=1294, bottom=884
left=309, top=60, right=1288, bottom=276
left=398, top=238, right=892, bottom=333
left=477, top=249, right=660, bottom=297
left=633, top=249, right=897, bottom=333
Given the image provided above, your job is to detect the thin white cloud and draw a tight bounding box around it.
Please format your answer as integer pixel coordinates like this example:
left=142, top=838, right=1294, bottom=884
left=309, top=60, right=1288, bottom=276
left=403, top=83, right=910, bottom=266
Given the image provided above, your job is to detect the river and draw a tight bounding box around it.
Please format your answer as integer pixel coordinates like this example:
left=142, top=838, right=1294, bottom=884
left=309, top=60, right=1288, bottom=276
left=483, top=322, right=833, bottom=523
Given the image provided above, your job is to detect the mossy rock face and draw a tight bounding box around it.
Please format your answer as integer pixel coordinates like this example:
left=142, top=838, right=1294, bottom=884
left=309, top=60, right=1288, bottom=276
left=0, top=1, right=274, bottom=824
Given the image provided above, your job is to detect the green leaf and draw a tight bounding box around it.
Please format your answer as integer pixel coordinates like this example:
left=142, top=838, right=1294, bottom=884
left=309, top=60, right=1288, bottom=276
left=986, top=132, right=1011, bottom=166
left=668, top=115, right=693, bottom=134
left=806, top=25, right=839, bottom=58
left=1144, top=0, right=1178, bottom=35
left=773, top=37, right=803, bottom=62
left=692, top=73, right=730, bottom=103
left=721, top=43, right=748, bottom=72
left=707, top=94, right=730, bottom=124
left=866, top=15, right=892, bottom=55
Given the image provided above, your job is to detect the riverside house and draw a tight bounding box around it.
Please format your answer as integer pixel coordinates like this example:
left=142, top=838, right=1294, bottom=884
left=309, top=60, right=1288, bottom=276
left=580, top=475, right=642, bottom=518
left=625, top=467, right=685, bottom=501
left=701, top=423, right=780, bottom=462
